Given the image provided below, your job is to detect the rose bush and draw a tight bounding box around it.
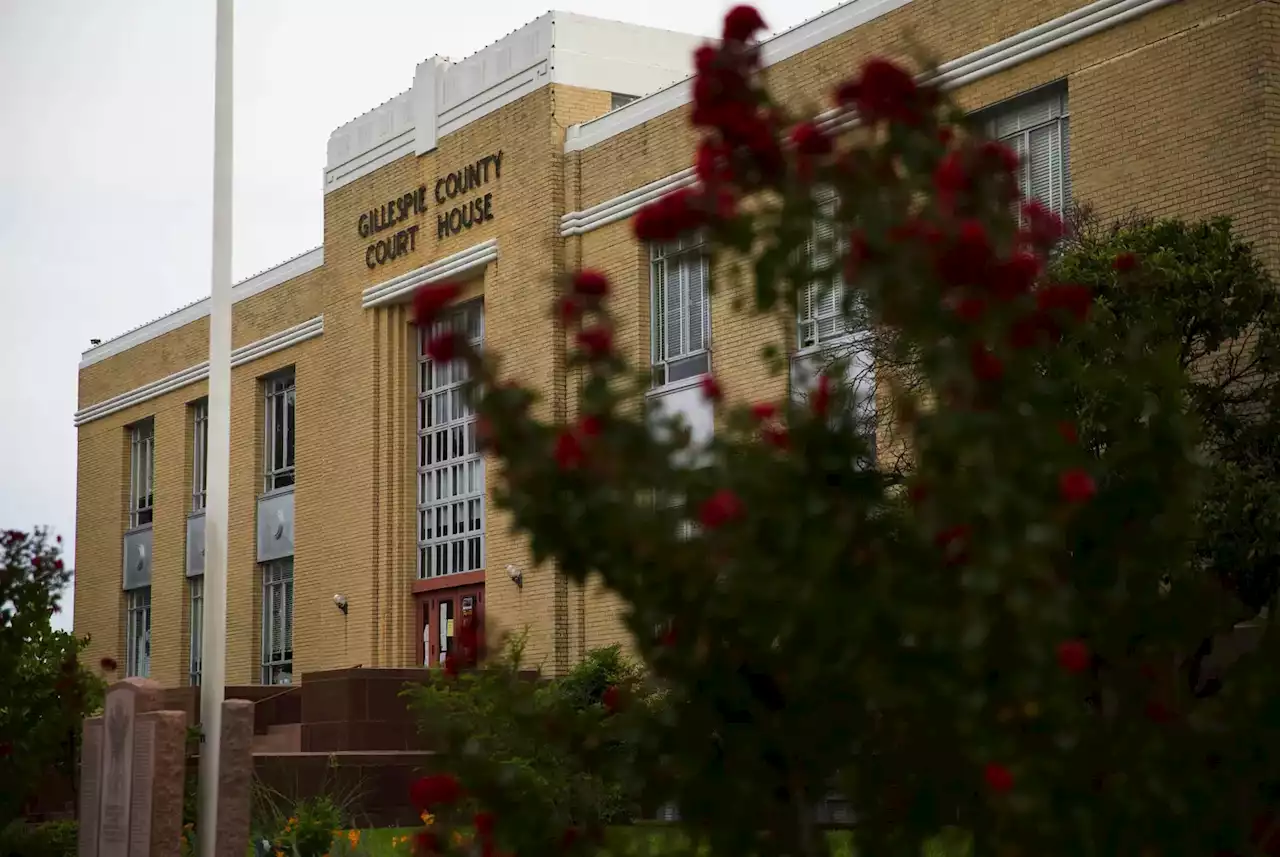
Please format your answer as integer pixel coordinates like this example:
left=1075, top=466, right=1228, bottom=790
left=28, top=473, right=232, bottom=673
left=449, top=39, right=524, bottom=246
left=401, top=7, right=1280, bottom=857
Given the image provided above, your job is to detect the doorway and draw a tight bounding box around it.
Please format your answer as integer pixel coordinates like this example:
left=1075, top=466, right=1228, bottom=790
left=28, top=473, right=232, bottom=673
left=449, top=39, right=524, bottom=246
left=417, top=584, right=484, bottom=668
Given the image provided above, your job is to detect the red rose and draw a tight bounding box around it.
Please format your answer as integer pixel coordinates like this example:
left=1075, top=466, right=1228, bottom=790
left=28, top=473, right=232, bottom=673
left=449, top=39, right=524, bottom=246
left=722, top=5, right=766, bottom=42
left=990, top=251, right=1041, bottom=301
left=1113, top=251, right=1138, bottom=273
left=694, top=45, right=718, bottom=74
left=633, top=187, right=704, bottom=242
left=812, top=374, right=832, bottom=417
left=937, top=126, right=954, bottom=147
left=473, top=812, right=496, bottom=837
left=54, top=559, right=63, bottom=571
left=1057, top=421, right=1078, bottom=445
left=750, top=402, right=777, bottom=421
left=416, top=830, right=441, bottom=855
left=907, top=481, right=928, bottom=505
left=410, top=774, right=462, bottom=810
left=577, top=326, right=613, bottom=359
left=1020, top=200, right=1065, bottom=249
left=762, top=425, right=789, bottom=449
left=934, top=524, right=971, bottom=566
left=602, top=684, right=622, bottom=713
left=573, top=270, right=609, bottom=297
left=1056, top=639, right=1091, bottom=674
left=984, top=762, right=1014, bottom=793
left=100, top=657, right=118, bottom=672
left=979, top=139, right=1020, bottom=174
left=936, top=220, right=992, bottom=288
left=1008, top=311, right=1060, bottom=350
left=426, top=332, right=461, bottom=362
left=561, top=827, right=582, bottom=852
left=700, top=375, right=723, bottom=402
left=554, top=431, right=585, bottom=470
left=443, top=653, right=459, bottom=677
left=852, top=57, right=921, bottom=125
left=969, top=343, right=1003, bottom=382
left=1059, top=468, right=1096, bottom=503
left=660, top=624, right=678, bottom=647
left=933, top=151, right=969, bottom=210
left=557, top=296, right=582, bottom=324
left=699, top=488, right=744, bottom=529
left=579, top=415, right=603, bottom=437
left=0, top=742, right=12, bottom=758
left=1036, top=283, right=1092, bottom=323
left=695, top=139, right=732, bottom=184
left=413, top=282, right=463, bottom=324
left=790, top=121, right=831, bottom=156
left=952, top=295, right=987, bottom=323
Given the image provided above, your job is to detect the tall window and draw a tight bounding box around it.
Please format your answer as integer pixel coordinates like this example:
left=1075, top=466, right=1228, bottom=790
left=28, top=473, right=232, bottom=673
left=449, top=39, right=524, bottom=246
left=128, top=419, right=154, bottom=529
left=261, top=558, right=293, bottom=685
left=192, top=400, right=208, bottom=511
left=189, top=577, right=203, bottom=686
left=264, top=372, right=296, bottom=492
left=651, top=234, right=710, bottom=386
left=987, top=87, right=1071, bottom=217
left=126, top=587, right=151, bottom=677
left=417, top=303, right=485, bottom=579
left=798, top=188, right=853, bottom=351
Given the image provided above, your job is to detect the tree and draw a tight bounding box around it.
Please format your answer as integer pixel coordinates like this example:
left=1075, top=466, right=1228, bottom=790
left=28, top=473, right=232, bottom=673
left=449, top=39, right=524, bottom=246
left=0, top=529, right=102, bottom=828
left=402, top=9, right=1280, bottom=857
left=1052, top=210, right=1280, bottom=614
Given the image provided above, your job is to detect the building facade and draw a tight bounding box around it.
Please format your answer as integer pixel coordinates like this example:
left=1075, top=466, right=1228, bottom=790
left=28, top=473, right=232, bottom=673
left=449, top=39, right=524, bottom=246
left=74, top=0, right=1278, bottom=687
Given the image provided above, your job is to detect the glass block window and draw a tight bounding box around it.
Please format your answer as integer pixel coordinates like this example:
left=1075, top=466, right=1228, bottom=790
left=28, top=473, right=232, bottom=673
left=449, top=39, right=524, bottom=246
left=986, top=87, right=1071, bottom=217
left=264, top=372, right=296, bottom=492
left=125, top=586, right=151, bottom=678
left=192, top=400, right=208, bottom=512
left=189, top=576, right=203, bottom=686
left=261, top=559, right=294, bottom=685
left=651, top=234, right=710, bottom=387
left=128, top=419, right=154, bottom=529
left=417, top=303, right=485, bottom=579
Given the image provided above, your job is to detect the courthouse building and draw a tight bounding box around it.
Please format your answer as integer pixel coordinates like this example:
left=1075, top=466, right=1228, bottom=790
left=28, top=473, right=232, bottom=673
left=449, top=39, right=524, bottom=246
left=74, top=0, right=1278, bottom=688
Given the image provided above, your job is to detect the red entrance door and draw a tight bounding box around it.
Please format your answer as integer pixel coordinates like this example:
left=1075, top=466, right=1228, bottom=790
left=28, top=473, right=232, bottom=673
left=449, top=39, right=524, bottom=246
left=418, top=585, right=483, bottom=667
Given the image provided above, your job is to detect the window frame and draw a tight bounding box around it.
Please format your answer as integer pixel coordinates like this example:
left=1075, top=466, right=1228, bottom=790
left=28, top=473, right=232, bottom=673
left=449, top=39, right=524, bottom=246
left=125, top=586, right=152, bottom=678
left=797, top=187, right=859, bottom=353
left=263, top=371, right=296, bottom=493
left=650, top=234, right=711, bottom=389
left=417, top=302, right=486, bottom=580
left=260, top=558, right=294, bottom=685
left=192, top=399, right=209, bottom=512
left=128, top=419, right=155, bottom=530
left=189, top=576, right=203, bottom=686
left=982, top=85, right=1071, bottom=218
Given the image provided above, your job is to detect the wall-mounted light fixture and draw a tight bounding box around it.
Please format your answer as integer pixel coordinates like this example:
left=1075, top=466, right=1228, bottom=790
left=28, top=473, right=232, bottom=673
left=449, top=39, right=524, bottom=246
left=506, top=564, right=523, bottom=589
left=333, top=593, right=349, bottom=615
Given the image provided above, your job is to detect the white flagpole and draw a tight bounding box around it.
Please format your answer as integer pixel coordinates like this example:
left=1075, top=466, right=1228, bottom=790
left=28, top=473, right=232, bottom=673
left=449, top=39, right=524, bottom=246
left=199, top=0, right=233, bottom=852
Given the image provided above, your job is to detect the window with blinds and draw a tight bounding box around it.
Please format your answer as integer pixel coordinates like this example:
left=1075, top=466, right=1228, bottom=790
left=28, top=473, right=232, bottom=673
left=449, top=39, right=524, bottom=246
left=417, top=302, right=485, bottom=580
left=798, top=188, right=852, bottom=351
left=126, top=586, right=151, bottom=677
left=986, top=87, right=1071, bottom=217
left=192, top=399, right=208, bottom=512
left=261, top=558, right=294, bottom=685
left=651, top=234, right=711, bottom=387
left=189, top=576, right=203, bottom=686
left=264, top=372, right=296, bottom=492
left=128, top=419, right=154, bottom=529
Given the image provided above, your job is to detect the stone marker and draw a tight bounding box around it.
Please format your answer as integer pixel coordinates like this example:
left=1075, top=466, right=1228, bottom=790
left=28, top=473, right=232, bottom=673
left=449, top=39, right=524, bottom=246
left=213, top=699, right=254, bottom=857
left=79, top=679, right=186, bottom=857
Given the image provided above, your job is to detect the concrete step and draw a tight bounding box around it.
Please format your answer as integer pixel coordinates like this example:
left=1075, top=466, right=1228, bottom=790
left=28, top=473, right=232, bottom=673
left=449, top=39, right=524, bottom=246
left=251, top=722, right=301, bottom=754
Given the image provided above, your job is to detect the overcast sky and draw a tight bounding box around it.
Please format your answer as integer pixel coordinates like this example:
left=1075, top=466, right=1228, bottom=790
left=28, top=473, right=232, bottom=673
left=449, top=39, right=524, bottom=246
left=0, top=0, right=840, bottom=632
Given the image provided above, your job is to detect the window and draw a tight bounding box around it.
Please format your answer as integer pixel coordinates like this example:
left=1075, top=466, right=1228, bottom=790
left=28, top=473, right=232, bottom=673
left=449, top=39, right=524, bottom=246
left=651, top=234, right=710, bottom=386
left=189, top=577, right=203, bottom=686
left=417, top=304, right=485, bottom=579
left=610, top=92, right=639, bottom=110
left=192, top=400, right=208, bottom=511
left=261, top=558, right=294, bottom=685
left=128, top=419, right=154, bottom=529
left=799, top=188, right=856, bottom=350
left=986, top=87, right=1071, bottom=217
left=125, top=587, right=151, bottom=677
left=264, top=372, right=296, bottom=492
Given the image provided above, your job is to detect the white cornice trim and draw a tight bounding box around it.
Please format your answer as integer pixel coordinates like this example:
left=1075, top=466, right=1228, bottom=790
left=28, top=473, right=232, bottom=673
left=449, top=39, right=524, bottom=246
left=559, top=169, right=697, bottom=237
left=564, top=0, right=1178, bottom=159
left=74, top=316, right=324, bottom=427
left=361, top=238, right=498, bottom=309
left=325, top=128, right=416, bottom=193
left=80, top=247, right=324, bottom=370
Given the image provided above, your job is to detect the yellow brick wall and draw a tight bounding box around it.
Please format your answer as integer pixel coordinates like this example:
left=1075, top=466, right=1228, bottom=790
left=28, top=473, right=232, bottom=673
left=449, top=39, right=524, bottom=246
left=75, top=0, right=1278, bottom=686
